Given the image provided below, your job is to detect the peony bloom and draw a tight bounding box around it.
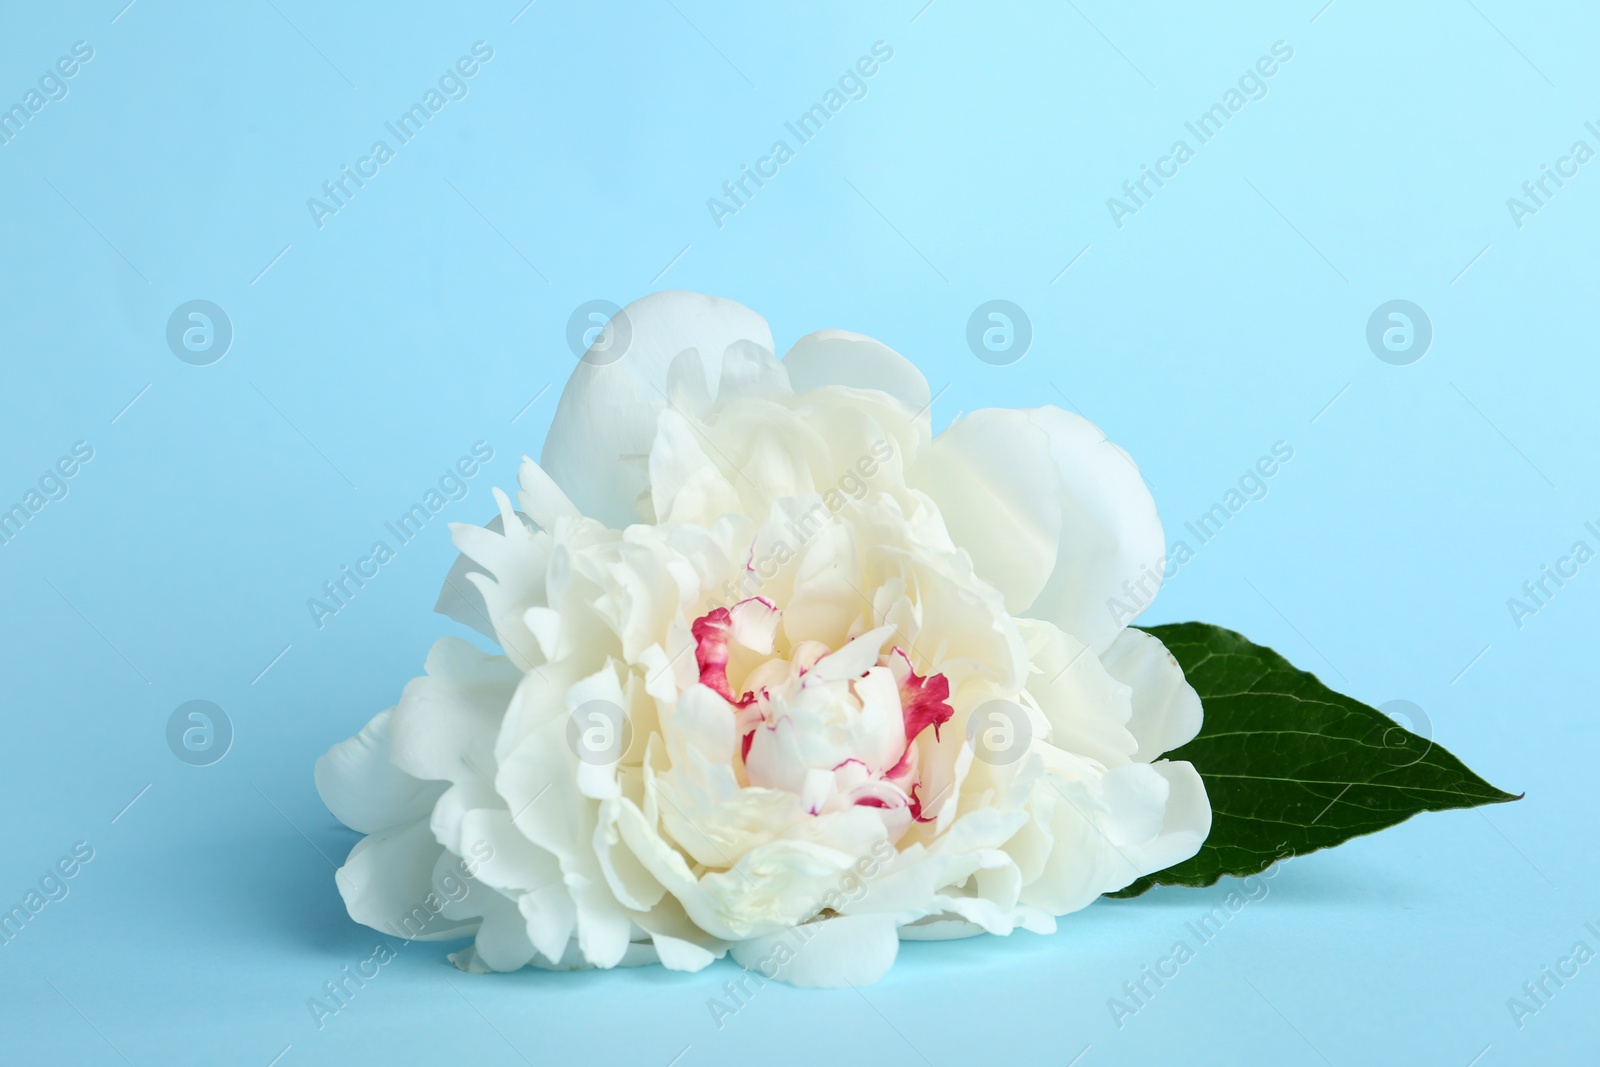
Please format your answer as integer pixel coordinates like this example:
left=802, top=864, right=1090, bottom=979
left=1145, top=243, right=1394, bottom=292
left=316, top=291, right=1210, bottom=987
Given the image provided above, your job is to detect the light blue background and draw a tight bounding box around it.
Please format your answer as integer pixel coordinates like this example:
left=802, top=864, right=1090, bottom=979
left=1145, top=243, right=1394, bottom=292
left=1, top=1, right=1594, bottom=1064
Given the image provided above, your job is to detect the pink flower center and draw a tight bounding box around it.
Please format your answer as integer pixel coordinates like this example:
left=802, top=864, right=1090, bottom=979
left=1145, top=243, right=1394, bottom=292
left=691, top=599, right=954, bottom=827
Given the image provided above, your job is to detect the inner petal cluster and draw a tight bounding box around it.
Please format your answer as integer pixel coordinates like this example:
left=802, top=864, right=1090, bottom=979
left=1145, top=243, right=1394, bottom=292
left=691, top=597, right=953, bottom=838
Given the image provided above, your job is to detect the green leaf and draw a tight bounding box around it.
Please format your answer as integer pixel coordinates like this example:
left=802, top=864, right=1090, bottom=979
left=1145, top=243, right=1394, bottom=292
left=1108, top=622, right=1519, bottom=898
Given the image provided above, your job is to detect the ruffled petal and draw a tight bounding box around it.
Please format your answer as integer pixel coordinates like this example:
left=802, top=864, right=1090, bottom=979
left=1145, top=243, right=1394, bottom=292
left=910, top=408, right=1062, bottom=614
left=315, top=710, right=444, bottom=836
left=1015, top=619, right=1136, bottom=768
left=516, top=456, right=583, bottom=529
left=914, top=406, right=1164, bottom=653
left=728, top=913, right=901, bottom=988
left=389, top=637, right=521, bottom=784
left=1100, top=627, right=1203, bottom=761
left=334, top=820, right=478, bottom=941
left=542, top=291, right=773, bottom=527
left=433, top=516, right=506, bottom=639
left=1017, top=759, right=1210, bottom=911
left=782, top=329, right=931, bottom=414
left=1020, top=407, right=1166, bottom=652
left=1110, top=759, right=1211, bottom=880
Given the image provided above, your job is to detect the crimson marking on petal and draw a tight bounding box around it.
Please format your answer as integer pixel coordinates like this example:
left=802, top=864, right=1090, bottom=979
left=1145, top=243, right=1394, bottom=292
left=693, top=604, right=767, bottom=707
left=691, top=607, right=735, bottom=700
left=908, top=783, right=937, bottom=823
left=690, top=606, right=754, bottom=706
left=883, top=745, right=916, bottom=781
left=855, top=796, right=892, bottom=808
left=740, top=729, right=755, bottom=763
left=897, top=655, right=954, bottom=744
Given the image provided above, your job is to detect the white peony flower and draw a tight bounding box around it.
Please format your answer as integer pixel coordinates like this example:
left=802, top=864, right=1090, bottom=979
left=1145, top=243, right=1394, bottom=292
left=316, top=291, right=1211, bottom=988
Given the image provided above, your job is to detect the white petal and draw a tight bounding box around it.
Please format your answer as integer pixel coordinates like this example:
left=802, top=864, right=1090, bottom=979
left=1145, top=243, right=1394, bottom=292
left=567, top=661, right=630, bottom=801
left=806, top=624, right=894, bottom=684
left=496, top=718, right=636, bottom=968
left=542, top=291, right=773, bottom=527
left=571, top=873, right=635, bottom=968
left=648, top=407, right=741, bottom=526
left=1110, top=760, right=1211, bottom=881
left=915, top=406, right=1164, bottom=652
left=433, top=508, right=546, bottom=651
left=1016, top=619, right=1136, bottom=768
left=519, top=884, right=579, bottom=963
left=668, top=683, right=737, bottom=765
left=1013, top=784, right=1129, bottom=915
left=650, top=933, right=719, bottom=972
left=516, top=456, right=582, bottom=529
left=911, top=408, right=1062, bottom=614
left=594, top=798, right=667, bottom=912
left=388, top=638, right=521, bottom=784
left=334, top=820, right=477, bottom=941
left=1100, top=627, right=1203, bottom=760
left=457, top=808, right=562, bottom=893
left=1019, top=759, right=1210, bottom=911
left=434, top=518, right=504, bottom=637
left=468, top=892, right=538, bottom=972
left=728, top=913, right=900, bottom=988
left=1021, top=407, right=1166, bottom=652
left=316, top=710, right=444, bottom=836
left=742, top=715, right=810, bottom=797
left=782, top=329, right=931, bottom=414
left=897, top=917, right=985, bottom=941
left=664, top=346, right=715, bottom=418
left=727, top=596, right=780, bottom=655
left=715, top=338, right=791, bottom=406
left=778, top=518, right=861, bottom=649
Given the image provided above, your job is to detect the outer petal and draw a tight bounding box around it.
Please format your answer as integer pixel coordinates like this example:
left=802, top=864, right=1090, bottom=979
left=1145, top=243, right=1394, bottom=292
left=315, top=710, right=444, bottom=836
left=389, top=637, right=522, bottom=784
left=914, top=405, right=1164, bottom=653
left=897, top=917, right=985, bottom=941
left=1100, top=627, right=1203, bottom=761
left=781, top=329, right=931, bottom=414
left=1021, top=407, right=1165, bottom=652
left=648, top=932, right=720, bottom=972
left=433, top=509, right=532, bottom=640
left=728, top=912, right=901, bottom=988
left=334, top=820, right=478, bottom=941
left=1015, top=618, right=1136, bottom=768
left=909, top=408, right=1061, bottom=615
left=517, top=457, right=583, bottom=529
left=1017, top=760, right=1211, bottom=912
left=542, top=291, right=774, bottom=526
left=434, top=461, right=574, bottom=638
left=1116, top=760, right=1211, bottom=878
